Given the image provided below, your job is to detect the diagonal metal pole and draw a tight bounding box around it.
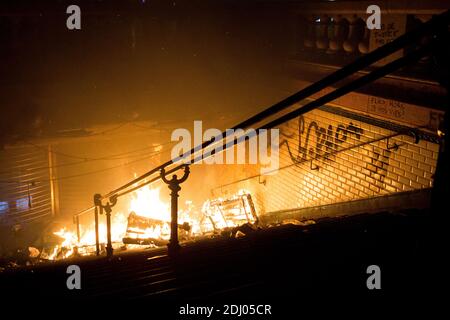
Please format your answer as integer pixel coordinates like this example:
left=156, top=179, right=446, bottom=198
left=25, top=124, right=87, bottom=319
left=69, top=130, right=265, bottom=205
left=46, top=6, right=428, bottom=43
left=100, top=10, right=449, bottom=200
left=186, top=42, right=435, bottom=168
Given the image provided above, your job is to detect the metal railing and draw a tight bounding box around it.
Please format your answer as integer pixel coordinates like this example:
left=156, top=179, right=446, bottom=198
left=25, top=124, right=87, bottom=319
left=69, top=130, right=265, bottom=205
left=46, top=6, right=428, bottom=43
left=73, top=10, right=449, bottom=257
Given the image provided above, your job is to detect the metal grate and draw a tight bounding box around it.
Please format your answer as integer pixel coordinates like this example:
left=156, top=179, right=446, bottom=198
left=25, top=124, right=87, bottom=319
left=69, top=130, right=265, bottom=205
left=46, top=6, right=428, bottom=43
left=0, top=146, right=53, bottom=225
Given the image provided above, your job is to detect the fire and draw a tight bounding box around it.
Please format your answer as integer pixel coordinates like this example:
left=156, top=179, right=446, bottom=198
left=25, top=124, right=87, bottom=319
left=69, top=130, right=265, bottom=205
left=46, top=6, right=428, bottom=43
left=47, top=185, right=170, bottom=259
left=52, top=228, right=77, bottom=259
left=44, top=186, right=257, bottom=261
left=48, top=211, right=129, bottom=260
left=126, top=186, right=171, bottom=241
left=129, top=186, right=170, bottom=222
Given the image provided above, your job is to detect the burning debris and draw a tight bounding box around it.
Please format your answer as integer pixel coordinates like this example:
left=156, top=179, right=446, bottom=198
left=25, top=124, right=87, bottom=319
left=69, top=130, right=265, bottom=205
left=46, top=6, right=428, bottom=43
left=123, top=211, right=191, bottom=246
left=200, top=191, right=259, bottom=237
left=123, top=190, right=259, bottom=245
left=0, top=187, right=260, bottom=269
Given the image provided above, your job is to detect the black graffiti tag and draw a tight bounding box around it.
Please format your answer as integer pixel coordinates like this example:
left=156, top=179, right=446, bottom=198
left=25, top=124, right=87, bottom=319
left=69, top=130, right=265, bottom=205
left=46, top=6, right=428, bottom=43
left=367, top=146, right=391, bottom=188
left=281, top=116, right=364, bottom=165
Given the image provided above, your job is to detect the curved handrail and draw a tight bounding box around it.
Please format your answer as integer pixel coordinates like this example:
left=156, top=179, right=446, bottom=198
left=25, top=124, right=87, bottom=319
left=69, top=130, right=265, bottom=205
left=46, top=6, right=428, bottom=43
left=71, top=10, right=449, bottom=255
left=97, top=9, right=449, bottom=202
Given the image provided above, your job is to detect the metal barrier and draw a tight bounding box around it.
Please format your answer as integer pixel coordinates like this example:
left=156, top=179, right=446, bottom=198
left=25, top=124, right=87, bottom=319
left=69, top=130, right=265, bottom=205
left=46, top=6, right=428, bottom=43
left=72, top=10, right=449, bottom=257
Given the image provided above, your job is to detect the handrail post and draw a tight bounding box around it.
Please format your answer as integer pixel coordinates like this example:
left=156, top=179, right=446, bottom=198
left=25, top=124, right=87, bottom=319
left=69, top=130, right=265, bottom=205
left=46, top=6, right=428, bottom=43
left=161, top=165, right=190, bottom=255
left=104, top=203, right=114, bottom=258
left=94, top=194, right=101, bottom=256
left=76, top=215, right=81, bottom=244
left=93, top=193, right=117, bottom=258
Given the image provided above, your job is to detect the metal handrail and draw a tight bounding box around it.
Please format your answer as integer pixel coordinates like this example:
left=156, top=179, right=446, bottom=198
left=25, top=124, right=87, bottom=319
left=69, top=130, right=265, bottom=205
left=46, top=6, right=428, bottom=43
left=72, top=10, right=449, bottom=256
left=212, top=126, right=426, bottom=191
left=160, top=40, right=435, bottom=177
left=99, top=9, right=449, bottom=201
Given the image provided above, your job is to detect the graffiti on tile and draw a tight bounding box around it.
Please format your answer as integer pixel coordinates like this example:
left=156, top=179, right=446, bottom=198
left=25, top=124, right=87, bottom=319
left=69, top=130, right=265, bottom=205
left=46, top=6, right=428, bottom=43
left=281, top=115, right=364, bottom=165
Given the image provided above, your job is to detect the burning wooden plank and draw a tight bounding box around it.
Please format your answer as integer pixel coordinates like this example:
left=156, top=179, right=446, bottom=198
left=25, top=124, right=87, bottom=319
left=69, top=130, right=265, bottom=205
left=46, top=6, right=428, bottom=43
left=123, top=211, right=190, bottom=245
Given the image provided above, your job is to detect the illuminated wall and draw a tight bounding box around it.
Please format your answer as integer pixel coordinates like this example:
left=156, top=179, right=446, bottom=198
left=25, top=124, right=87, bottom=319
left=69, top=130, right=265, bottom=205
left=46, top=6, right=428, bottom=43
left=213, top=105, right=441, bottom=218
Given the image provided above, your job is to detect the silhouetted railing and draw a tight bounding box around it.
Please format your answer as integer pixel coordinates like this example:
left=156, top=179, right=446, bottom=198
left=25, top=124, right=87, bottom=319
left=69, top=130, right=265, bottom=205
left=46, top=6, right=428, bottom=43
left=73, top=10, right=449, bottom=257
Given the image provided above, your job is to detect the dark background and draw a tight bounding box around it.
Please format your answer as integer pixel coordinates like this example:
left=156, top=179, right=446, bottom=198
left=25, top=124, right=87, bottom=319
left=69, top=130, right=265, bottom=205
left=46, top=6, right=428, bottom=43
left=0, top=0, right=296, bottom=146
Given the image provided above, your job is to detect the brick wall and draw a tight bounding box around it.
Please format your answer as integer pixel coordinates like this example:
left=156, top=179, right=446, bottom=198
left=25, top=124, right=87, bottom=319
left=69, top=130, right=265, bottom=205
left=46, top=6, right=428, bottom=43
left=211, top=105, right=440, bottom=217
